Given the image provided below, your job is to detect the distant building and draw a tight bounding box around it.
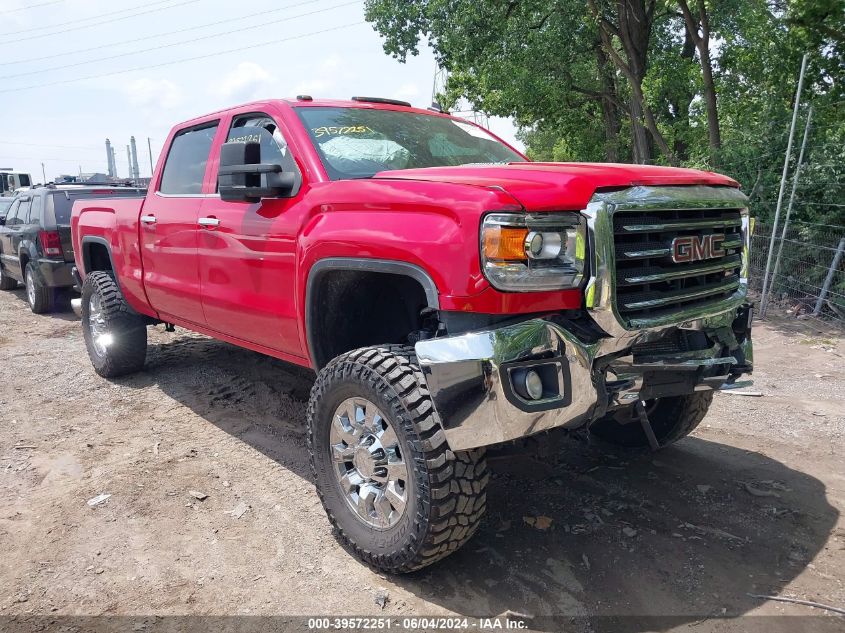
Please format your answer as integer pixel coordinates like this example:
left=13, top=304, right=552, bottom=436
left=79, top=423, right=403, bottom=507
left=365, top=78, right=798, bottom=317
left=77, top=172, right=113, bottom=184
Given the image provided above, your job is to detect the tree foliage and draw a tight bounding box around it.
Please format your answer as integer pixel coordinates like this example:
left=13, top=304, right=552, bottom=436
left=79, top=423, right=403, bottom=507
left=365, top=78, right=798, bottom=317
left=364, top=0, right=844, bottom=223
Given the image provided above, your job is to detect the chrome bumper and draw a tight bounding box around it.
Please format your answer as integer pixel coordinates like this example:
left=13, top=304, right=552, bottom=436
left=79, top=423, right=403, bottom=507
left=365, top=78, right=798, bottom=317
left=416, top=185, right=754, bottom=451
left=415, top=311, right=752, bottom=451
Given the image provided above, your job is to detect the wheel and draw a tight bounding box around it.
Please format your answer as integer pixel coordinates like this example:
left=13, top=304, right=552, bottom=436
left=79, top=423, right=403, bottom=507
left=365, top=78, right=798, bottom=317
left=308, top=345, right=489, bottom=573
left=25, top=262, right=53, bottom=313
left=0, top=265, right=17, bottom=290
left=81, top=271, right=147, bottom=378
left=589, top=391, right=714, bottom=449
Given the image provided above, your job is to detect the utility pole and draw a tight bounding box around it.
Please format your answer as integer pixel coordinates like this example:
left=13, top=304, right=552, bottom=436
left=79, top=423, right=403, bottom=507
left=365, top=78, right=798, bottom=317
left=41, top=162, right=46, bottom=184
left=814, top=238, right=845, bottom=316
left=768, top=107, right=813, bottom=301
left=760, top=53, right=808, bottom=316
left=147, top=137, right=154, bottom=176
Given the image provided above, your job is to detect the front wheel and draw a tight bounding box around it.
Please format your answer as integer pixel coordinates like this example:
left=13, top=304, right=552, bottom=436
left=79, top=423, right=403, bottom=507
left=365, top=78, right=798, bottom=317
left=81, top=271, right=147, bottom=378
left=589, top=391, right=714, bottom=449
left=308, top=345, right=489, bottom=573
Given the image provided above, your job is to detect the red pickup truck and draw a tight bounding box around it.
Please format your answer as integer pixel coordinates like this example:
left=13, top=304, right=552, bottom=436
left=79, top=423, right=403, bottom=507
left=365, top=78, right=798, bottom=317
left=71, top=96, right=753, bottom=572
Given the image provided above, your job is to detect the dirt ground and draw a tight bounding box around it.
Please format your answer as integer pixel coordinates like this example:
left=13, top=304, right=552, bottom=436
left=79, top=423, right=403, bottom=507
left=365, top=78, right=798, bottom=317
left=1, top=286, right=844, bottom=632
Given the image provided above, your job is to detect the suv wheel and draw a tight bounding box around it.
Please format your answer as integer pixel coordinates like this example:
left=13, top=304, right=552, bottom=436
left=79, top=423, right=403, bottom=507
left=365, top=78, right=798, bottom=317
left=25, top=262, right=53, bottom=313
left=308, top=345, right=489, bottom=573
left=81, top=271, right=147, bottom=377
left=589, top=391, right=714, bottom=449
left=0, top=265, right=17, bottom=290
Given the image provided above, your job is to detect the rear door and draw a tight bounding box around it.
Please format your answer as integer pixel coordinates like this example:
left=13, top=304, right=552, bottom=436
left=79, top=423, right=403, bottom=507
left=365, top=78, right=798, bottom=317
left=198, top=111, right=305, bottom=355
left=5, top=197, right=31, bottom=279
left=140, top=121, right=219, bottom=325
left=0, top=198, right=22, bottom=279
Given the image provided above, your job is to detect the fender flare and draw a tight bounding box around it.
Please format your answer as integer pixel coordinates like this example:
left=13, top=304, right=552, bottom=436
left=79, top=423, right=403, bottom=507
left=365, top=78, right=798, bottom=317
left=80, top=236, right=116, bottom=276
left=305, top=257, right=440, bottom=368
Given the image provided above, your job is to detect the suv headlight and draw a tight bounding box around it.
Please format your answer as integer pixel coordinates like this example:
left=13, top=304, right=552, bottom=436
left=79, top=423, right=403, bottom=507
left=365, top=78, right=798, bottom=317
left=481, top=212, right=586, bottom=291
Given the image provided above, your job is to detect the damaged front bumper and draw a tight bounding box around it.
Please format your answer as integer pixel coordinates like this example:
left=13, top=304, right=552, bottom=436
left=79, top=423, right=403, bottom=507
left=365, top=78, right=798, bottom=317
left=415, top=306, right=753, bottom=451
left=415, top=185, right=754, bottom=451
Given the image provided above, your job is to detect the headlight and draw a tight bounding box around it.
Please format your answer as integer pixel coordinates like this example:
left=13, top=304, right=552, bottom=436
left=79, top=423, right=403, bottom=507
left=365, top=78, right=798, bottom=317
left=481, top=212, right=586, bottom=291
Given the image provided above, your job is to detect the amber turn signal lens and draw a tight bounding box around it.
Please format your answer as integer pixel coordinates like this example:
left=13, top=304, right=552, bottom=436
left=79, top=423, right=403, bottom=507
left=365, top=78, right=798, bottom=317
left=482, top=226, right=529, bottom=261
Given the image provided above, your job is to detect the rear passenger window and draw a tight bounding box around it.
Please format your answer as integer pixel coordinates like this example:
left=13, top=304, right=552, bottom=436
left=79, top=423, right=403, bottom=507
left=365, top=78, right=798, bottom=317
left=159, top=123, right=219, bottom=195
left=28, top=196, right=42, bottom=224
left=9, top=200, right=30, bottom=226
left=5, top=200, right=20, bottom=224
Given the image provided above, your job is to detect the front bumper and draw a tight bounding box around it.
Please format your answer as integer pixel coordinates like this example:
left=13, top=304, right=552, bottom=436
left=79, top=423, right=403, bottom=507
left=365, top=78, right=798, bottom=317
left=415, top=307, right=752, bottom=450
left=415, top=185, right=754, bottom=451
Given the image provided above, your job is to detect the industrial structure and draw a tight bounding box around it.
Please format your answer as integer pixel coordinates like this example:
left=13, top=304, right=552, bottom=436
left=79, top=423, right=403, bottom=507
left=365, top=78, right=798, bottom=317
left=104, top=137, right=140, bottom=180
left=105, top=138, right=117, bottom=178
left=130, top=136, right=141, bottom=180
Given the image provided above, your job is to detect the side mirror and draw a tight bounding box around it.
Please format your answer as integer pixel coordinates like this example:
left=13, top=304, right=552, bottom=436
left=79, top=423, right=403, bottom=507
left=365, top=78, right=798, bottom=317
left=0, top=216, right=5, bottom=226
left=218, top=141, right=296, bottom=203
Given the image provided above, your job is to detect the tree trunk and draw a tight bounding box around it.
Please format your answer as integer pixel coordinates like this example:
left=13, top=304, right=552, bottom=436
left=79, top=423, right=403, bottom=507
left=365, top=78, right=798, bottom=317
left=588, top=0, right=678, bottom=165
left=595, top=44, right=621, bottom=162
left=679, top=0, right=721, bottom=164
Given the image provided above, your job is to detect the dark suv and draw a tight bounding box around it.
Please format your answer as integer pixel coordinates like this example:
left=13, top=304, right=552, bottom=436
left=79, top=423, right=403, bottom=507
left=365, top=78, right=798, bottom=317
left=0, top=185, right=146, bottom=313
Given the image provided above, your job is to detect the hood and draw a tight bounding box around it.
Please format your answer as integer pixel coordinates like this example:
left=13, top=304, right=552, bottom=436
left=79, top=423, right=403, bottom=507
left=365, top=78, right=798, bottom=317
left=373, top=162, right=739, bottom=212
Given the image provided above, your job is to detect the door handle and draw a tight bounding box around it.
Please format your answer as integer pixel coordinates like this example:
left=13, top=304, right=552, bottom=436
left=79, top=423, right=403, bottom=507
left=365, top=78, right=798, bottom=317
left=198, top=217, right=220, bottom=228
left=140, top=215, right=156, bottom=224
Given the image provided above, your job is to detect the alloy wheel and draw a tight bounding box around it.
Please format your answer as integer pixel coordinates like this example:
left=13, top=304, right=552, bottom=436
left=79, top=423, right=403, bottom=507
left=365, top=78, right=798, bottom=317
left=25, top=272, right=36, bottom=307
left=330, top=397, right=409, bottom=529
left=88, top=294, right=110, bottom=357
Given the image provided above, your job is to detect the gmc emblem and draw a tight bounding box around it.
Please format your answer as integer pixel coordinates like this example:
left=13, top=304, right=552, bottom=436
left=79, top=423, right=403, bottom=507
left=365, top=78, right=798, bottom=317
left=671, top=234, right=725, bottom=263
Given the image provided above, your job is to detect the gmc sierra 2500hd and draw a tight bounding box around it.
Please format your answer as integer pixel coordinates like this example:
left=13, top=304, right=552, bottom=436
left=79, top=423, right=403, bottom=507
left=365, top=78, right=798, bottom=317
left=71, top=96, right=753, bottom=573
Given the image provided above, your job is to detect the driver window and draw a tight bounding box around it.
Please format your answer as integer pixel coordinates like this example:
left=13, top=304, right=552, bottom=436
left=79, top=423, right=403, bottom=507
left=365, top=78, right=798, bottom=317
left=224, top=114, right=298, bottom=175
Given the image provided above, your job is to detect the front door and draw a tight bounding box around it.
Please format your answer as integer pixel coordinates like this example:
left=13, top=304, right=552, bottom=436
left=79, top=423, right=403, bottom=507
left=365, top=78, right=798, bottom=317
left=141, top=121, right=219, bottom=325
left=198, top=112, right=304, bottom=356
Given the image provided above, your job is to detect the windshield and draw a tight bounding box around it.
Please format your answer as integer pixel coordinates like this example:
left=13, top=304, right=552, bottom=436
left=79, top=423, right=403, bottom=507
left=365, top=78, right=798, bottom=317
left=0, top=198, right=12, bottom=217
left=296, top=107, right=525, bottom=180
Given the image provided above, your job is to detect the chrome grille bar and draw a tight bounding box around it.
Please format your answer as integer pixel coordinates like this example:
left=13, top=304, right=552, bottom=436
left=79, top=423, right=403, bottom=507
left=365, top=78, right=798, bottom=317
left=619, top=238, right=742, bottom=260
left=621, top=279, right=741, bottom=310
left=620, top=258, right=741, bottom=284
left=620, top=218, right=742, bottom=232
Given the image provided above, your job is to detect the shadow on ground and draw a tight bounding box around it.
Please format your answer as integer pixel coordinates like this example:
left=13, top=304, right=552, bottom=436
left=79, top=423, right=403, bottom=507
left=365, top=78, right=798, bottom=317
left=6, top=287, right=78, bottom=322
left=124, top=332, right=837, bottom=632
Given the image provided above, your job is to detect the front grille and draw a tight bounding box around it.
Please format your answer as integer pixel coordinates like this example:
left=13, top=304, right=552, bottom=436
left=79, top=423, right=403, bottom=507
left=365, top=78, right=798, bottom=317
left=613, top=207, right=743, bottom=323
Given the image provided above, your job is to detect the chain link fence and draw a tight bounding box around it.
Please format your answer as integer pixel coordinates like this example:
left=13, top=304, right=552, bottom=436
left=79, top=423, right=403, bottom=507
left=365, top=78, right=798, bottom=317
left=750, top=219, right=845, bottom=327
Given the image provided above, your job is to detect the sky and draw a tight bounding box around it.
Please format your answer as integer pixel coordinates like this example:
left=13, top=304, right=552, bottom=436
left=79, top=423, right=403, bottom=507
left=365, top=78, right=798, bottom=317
left=0, top=0, right=522, bottom=183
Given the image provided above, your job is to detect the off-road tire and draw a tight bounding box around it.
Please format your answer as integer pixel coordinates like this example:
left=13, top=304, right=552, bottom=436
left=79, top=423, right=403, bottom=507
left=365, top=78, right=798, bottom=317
left=0, top=265, right=17, bottom=290
left=81, top=271, right=147, bottom=378
left=25, top=262, right=53, bottom=313
left=589, top=391, right=714, bottom=449
left=308, top=345, right=488, bottom=573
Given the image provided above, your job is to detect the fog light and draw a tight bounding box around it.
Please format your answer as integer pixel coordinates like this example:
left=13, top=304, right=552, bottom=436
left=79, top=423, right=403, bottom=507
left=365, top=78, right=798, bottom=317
left=524, top=370, right=544, bottom=400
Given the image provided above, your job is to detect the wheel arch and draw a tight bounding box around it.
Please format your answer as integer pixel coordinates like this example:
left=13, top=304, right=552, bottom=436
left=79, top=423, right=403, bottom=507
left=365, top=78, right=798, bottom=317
left=305, top=258, right=440, bottom=369
left=80, top=236, right=116, bottom=275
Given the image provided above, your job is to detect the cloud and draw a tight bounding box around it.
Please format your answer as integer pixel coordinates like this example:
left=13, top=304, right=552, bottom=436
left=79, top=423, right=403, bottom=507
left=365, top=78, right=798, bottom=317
left=395, top=82, right=422, bottom=101
left=291, top=78, right=332, bottom=96
left=213, top=62, right=276, bottom=101
left=123, top=78, right=184, bottom=110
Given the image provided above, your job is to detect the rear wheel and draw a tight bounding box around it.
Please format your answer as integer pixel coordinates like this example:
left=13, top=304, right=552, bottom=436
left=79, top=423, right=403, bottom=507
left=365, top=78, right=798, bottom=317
left=0, top=265, right=17, bottom=290
left=25, top=262, right=53, bottom=313
left=81, top=271, right=147, bottom=377
left=589, top=391, right=714, bottom=449
left=308, top=345, right=488, bottom=573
